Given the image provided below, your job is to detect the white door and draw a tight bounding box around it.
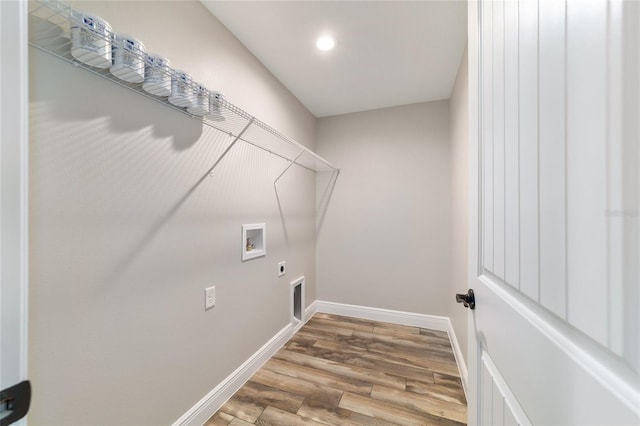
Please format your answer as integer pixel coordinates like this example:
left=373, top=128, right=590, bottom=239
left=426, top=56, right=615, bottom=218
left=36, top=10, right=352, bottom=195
left=466, top=0, right=639, bottom=424
left=0, top=0, right=30, bottom=424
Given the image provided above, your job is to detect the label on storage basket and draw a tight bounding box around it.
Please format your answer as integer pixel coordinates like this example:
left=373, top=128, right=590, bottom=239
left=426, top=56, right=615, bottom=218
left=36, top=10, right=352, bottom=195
left=209, top=91, right=225, bottom=122
left=142, top=54, right=172, bottom=97
left=70, top=11, right=112, bottom=69
left=168, top=70, right=194, bottom=108
left=111, top=34, right=146, bottom=83
left=187, top=83, right=210, bottom=116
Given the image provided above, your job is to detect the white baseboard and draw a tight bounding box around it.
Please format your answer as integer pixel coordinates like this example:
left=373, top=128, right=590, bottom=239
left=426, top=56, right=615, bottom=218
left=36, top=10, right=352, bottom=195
left=172, top=324, right=294, bottom=426
left=446, top=317, right=468, bottom=396
left=174, top=300, right=468, bottom=425
left=315, top=300, right=468, bottom=395
left=315, top=300, right=449, bottom=331
left=305, top=300, right=318, bottom=320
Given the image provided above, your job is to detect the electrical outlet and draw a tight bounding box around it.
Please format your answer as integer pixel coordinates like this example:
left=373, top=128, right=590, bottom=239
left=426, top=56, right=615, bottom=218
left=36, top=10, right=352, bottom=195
left=205, top=286, right=215, bottom=310
left=278, top=261, right=286, bottom=277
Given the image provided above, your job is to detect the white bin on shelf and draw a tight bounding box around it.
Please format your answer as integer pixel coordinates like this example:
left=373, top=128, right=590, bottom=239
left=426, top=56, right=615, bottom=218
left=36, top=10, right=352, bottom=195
left=208, top=91, right=225, bottom=121
left=142, top=54, right=172, bottom=97
left=168, top=70, right=193, bottom=108
left=70, top=11, right=112, bottom=69
left=187, top=83, right=210, bottom=116
left=111, top=33, right=146, bottom=83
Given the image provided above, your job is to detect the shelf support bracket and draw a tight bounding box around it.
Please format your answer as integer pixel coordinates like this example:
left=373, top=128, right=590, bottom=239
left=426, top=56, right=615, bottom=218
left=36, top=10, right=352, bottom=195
left=209, top=118, right=254, bottom=176
left=274, top=149, right=305, bottom=187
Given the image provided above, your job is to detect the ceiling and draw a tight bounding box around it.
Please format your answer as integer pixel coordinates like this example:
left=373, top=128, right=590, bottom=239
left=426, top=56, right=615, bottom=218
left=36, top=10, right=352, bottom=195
left=201, top=1, right=467, bottom=118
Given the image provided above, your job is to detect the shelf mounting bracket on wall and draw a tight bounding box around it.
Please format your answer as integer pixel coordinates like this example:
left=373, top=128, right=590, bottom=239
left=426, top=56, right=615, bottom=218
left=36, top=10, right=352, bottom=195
left=274, top=149, right=305, bottom=187
left=209, top=119, right=254, bottom=177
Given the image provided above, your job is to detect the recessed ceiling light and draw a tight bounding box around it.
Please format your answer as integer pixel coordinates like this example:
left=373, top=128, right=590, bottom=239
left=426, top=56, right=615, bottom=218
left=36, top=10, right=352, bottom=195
left=316, top=36, right=335, bottom=51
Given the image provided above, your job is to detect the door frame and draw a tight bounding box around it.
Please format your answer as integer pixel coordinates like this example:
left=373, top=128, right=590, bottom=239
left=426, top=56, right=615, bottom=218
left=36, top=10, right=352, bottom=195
left=0, top=0, right=30, bottom=420
left=466, top=0, right=480, bottom=424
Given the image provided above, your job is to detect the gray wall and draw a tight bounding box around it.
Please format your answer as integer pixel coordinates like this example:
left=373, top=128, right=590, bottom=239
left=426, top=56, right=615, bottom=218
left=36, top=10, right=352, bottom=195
left=316, top=101, right=453, bottom=316
left=448, top=48, right=469, bottom=362
left=29, top=1, right=470, bottom=422
left=29, top=1, right=317, bottom=424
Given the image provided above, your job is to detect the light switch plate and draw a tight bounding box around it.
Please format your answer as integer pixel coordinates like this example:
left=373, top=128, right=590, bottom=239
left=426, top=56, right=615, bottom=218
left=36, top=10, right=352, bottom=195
left=205, top=286, right=215, bottom=310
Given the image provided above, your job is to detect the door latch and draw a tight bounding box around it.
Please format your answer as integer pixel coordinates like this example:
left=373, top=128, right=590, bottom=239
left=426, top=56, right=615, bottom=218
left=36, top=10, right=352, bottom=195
left=455, top=289, right=476, bottom=310
left=1, top=380, right=31, bottom=426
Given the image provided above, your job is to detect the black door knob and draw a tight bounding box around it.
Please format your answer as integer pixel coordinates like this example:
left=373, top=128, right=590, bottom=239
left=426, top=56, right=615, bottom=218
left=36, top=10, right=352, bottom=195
left=455, top=289, right=475, bottom=310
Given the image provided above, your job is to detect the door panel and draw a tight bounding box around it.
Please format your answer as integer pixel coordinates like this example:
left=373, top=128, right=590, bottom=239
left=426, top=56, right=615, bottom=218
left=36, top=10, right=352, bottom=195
left=481, top=351, right=529, bottom=426
left=516, top=0, right=539, bottom=300
left=503, top=0, right=519, bottom=289
left=478, top=0, right=639, bottom=371
left=474, top=277, right=638, bottom=424
left=481, top=0, right=494, bottom=272
left=492, top=0, right=506, bottom=281
left=468, top=0, right=640, bottom=424
left=565, top=0, right=609, bottom=346
left=538, top=0, right=566, bottom=318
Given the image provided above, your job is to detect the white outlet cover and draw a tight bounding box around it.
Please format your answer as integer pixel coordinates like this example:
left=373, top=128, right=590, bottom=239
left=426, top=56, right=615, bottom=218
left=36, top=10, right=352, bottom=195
left=278, top=261, right=286, bottom=277
left=205, top=286, right=215, bottom=310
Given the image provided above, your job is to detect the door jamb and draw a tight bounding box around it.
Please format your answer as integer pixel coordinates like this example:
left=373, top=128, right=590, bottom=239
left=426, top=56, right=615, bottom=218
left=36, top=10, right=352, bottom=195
left=466, top=0, right=481, bottom=425
left=0, top=0, right=30, bottom=406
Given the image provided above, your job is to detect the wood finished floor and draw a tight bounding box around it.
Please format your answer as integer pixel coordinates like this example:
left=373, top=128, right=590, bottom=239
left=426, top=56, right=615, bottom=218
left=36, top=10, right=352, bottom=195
left=206, top=313, right=467, bottom=426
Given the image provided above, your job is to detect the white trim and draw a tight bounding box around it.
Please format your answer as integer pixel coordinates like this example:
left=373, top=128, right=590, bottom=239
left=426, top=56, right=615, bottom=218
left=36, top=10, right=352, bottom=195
left=18, top=0, right=29, bottom=384
left=241, top=223, right=266, bottom=261
left=304, top=300, right=317, bottom=320
left=315, top=300, right=468, bottom=389
left=466, top=0, right=481, bottom=423
left=174, top=301, right=318, bottom=426
left=19, top=0, right=30, bottom=386
left=1, top=0, right=30, bottom=398
left=481, top=350, right=532, bottom=426
left=174, top=300, right=470, bottom=425
left=446, top=317, right=468, bottom=396
left=290, top=276, right=306, bottom=333
left=480, top=275, right=640, bottom=417
left=315, top=300, right=449, bottom=331
left=172, top=324, right=293, bottom=426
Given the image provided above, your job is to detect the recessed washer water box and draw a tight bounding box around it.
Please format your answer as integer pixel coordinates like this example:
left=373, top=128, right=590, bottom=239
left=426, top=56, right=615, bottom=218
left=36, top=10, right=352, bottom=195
left=242, top=223, right=266, bottom=261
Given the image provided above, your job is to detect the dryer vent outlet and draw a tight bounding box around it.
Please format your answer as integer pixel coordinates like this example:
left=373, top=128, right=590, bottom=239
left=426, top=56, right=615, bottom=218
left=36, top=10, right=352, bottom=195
left=290, top=277, right=305, bottom=330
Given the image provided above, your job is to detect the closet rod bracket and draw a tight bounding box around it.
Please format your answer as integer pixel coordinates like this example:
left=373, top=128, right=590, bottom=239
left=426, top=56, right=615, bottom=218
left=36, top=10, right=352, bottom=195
left=274, top=149, right=305, bottom=187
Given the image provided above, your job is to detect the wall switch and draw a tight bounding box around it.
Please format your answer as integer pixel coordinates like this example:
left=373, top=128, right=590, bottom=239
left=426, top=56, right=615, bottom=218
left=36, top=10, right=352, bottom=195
left=278, top=261, right=286, bottom=277
left=205, top=286, right=215, bottom=310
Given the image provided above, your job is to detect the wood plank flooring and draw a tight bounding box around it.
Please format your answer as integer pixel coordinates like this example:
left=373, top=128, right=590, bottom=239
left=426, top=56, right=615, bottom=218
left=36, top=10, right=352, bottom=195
left=206, top=313, right=466, bottom=426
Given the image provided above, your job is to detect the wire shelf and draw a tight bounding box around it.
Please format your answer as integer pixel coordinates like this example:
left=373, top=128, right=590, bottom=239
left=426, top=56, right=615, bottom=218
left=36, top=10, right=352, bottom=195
left=28, top=0, right=338, bottom=174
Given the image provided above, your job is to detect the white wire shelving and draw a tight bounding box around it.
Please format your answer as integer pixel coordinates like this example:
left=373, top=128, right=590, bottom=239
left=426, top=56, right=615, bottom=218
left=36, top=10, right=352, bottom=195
left=28, top=0, right=339, bottom=175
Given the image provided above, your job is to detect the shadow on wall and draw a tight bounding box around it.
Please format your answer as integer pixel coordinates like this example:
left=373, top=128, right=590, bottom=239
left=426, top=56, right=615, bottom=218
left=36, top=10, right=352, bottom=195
left=29, top=50, right=283, bottom=291
left=31, top=51, right=203, bottom=150
left=274, top=184, right=290, bottom=245
left=316, top=169, right=340, bottom=233
left=104, top=135, right=241, bottom=286
left=272, top=158, right=322, bottom=245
